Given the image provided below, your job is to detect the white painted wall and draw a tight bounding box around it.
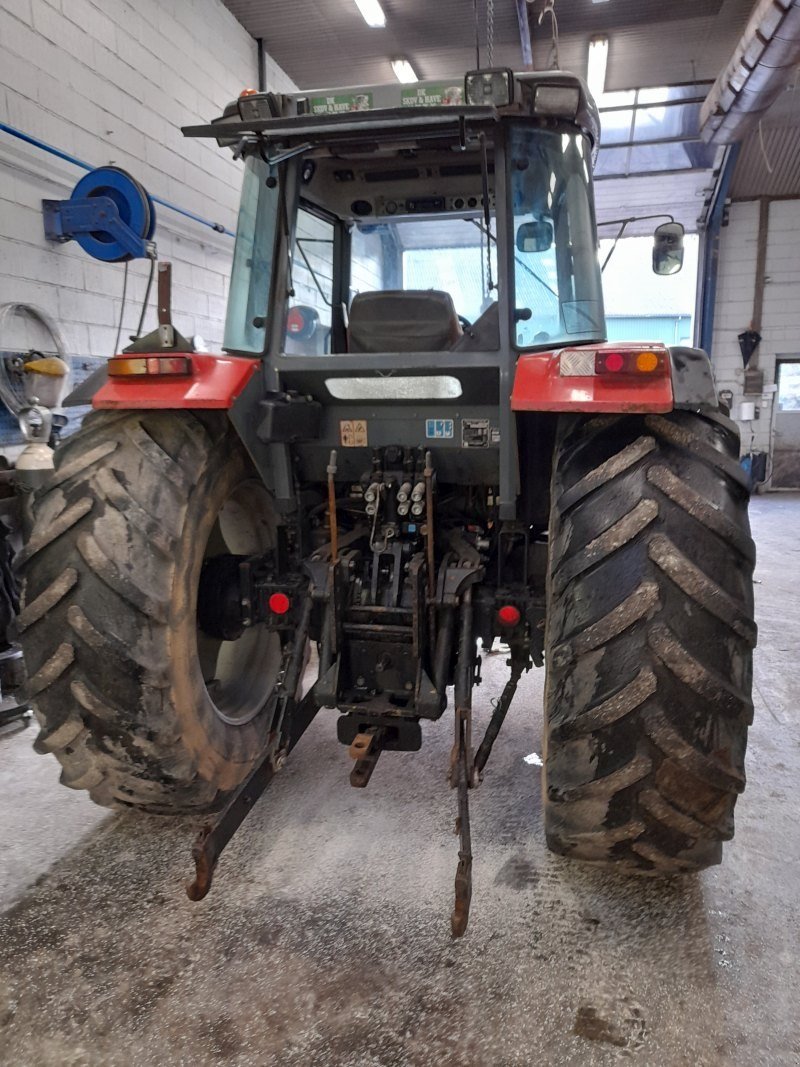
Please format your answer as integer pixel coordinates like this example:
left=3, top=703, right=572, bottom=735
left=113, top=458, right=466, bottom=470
left=0, top=0, right=295, bottom=360
left=710, top=198, right=800, bottom=459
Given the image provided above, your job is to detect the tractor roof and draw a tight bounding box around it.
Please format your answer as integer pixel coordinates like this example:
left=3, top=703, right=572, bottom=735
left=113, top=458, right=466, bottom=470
left=182, top=70, right=600, bottom=152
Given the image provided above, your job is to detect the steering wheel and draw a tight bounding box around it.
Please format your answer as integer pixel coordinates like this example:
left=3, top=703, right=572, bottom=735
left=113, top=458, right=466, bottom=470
left=457, top=314, right=472, bottom=330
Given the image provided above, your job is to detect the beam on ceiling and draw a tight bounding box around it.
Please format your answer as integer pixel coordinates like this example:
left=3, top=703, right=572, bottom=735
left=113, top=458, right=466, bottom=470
left=257, top=37, right=266, bottom=92
left=515, top=0, right=533, bottom=69
left=700, top=0, right=800, bottom=143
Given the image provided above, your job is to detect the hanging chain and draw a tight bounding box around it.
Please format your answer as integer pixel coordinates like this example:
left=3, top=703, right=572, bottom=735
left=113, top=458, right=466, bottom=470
left=486, top=0, right=495, bottom=68
left=473, top=0, right=481, bottom=68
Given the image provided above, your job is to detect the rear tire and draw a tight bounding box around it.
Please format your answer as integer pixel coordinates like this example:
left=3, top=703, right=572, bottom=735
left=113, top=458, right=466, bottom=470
left=543, top=411, right=756, bottom=872
left=17, top=410, right=284, bottom=814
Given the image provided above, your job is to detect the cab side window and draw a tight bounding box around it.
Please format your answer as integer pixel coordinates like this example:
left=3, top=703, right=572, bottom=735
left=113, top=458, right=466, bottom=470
left=285, top=208, right=335, bottom=355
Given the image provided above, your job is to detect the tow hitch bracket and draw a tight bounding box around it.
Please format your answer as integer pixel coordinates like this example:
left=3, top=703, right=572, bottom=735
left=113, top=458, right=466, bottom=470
left=349, top=726, right=386, bottom=787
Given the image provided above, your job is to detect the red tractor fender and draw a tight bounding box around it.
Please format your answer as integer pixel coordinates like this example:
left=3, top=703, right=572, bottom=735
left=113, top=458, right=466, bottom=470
left=92, top=354, right=260, bottom=410
left=511, top=342, right=674, bottom=414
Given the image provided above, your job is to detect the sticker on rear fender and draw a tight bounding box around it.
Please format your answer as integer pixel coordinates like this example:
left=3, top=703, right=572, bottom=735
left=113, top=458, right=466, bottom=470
left=339, top=419, right=368, bottom=447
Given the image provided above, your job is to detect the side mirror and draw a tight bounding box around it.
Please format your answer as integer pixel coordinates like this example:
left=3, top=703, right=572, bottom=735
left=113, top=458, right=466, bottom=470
left=653, top=221, right=685, bottom=275
left=516, top=219, right=553, bottom=254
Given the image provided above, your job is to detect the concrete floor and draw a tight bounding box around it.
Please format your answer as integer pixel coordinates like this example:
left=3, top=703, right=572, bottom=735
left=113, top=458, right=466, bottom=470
left=0, top=494, right=798, bottom=1067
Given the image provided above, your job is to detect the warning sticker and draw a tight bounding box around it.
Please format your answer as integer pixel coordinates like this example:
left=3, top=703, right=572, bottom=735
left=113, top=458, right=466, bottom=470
left=310, top=93, right=373, bottom=115
left=426, top=418, right=454, bottom=439
left=401, top=84, right=464, bottom=108
left=462, top=418, right=490, bottom=448
left=339, top=419, right=368, bottom=447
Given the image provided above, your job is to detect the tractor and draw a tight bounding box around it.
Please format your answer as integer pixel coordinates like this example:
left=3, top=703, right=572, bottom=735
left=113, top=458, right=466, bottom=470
left=17, top=69, right=756, bottom=936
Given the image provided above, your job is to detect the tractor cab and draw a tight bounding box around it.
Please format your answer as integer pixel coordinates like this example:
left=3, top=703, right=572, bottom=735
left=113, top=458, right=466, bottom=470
left=216, top=70, right=605, bottom=357
left=185, top=69, right=606, bottom=519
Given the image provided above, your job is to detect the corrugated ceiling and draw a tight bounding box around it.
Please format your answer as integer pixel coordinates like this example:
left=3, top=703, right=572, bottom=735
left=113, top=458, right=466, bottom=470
left=731, top=85, right=800, bottom=199
left=219, top=0, right=799, bottom=221
left=222, top=0, right=754, bottom=92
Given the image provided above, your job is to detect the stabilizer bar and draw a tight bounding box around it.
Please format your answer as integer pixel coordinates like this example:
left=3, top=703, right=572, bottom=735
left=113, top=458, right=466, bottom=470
left=450, top=588, right=477, bottom=938
left=474, top=657, right=524, bottom=775
left=450, top=623, right=527, bottom=937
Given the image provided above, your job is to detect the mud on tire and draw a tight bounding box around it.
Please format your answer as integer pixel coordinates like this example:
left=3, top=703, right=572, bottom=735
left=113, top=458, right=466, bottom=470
left=543, top=411, right=756, bottom=872
left=17, top=410, right=282, bottom=814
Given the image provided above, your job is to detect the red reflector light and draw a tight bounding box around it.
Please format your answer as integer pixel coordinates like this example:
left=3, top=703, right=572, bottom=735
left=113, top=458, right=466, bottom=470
left=108, top=356, right=193, bottom=377
left=268, top=592, right=291, bottom=615
left=497, top=604, right=521, bottom=627
left=603, top=352, right=625, bottom=373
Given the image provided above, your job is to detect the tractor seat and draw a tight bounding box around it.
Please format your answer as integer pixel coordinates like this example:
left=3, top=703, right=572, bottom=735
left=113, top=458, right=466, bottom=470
left=347, top=290, right=462, bottom=353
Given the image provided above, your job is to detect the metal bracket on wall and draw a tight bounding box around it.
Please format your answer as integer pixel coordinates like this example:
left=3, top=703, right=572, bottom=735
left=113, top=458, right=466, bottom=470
left=42, top=197, right=155, bottom=262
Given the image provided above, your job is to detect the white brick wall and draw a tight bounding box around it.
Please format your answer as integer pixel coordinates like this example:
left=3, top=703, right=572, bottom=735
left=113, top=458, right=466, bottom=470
left=0, top=0, right=296, bottom=358
left=710, top=198, right=800, bottom=458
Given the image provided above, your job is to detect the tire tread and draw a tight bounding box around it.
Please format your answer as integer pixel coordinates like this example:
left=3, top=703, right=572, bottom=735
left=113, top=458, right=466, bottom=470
left=17, top=410, right=261, bottom=815
left=544, top=410, right=755, bottom=873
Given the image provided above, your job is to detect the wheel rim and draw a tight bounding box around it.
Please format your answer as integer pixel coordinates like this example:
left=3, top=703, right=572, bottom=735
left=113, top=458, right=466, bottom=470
left=195, top=481, right=283, bottom=726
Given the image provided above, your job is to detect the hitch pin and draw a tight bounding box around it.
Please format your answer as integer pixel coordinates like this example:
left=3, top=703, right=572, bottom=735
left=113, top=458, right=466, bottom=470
left=327, top=449, right=338, bottom=564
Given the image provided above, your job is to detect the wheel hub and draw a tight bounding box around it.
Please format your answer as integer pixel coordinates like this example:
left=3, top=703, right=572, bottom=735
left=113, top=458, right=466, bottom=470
left=195, top=482, right=284, bottom=727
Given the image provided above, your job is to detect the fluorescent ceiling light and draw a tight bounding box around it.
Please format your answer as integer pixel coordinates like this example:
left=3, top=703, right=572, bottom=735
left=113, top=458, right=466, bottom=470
left=354, top=0, right=386, bottom=28
left=391, top=58, right=418, bottom=84
left=587, top=35, right=609, bottom=101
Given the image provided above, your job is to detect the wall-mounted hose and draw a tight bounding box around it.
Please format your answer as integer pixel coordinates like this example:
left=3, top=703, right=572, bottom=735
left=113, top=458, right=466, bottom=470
left=0, top=120, right=235, bottom=238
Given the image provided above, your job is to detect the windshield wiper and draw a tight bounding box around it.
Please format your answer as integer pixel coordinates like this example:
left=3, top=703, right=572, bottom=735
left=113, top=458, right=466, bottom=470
left=479, top=134, right=495, bottom=296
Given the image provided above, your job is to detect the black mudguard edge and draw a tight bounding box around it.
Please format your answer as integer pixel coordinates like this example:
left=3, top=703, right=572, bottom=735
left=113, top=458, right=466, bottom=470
left=669, top=346, right=719, bottom=412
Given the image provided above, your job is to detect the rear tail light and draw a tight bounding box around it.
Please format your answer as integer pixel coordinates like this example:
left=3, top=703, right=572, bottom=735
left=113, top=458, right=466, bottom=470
left=559, top=347, right=668, bottom=378
left=595, top=349, right=666, bottom=375
left=108, top=356, right=193, bottom=377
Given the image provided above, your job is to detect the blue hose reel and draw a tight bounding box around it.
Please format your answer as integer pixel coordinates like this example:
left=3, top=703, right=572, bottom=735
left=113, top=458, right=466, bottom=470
left=43, top=166, right=156, bottom=262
